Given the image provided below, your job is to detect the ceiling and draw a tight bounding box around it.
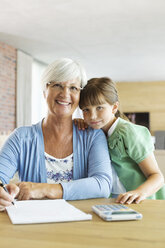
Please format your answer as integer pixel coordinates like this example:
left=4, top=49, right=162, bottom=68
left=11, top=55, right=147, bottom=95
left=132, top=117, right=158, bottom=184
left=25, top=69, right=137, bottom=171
left=0, top=0, right=165, bottom=81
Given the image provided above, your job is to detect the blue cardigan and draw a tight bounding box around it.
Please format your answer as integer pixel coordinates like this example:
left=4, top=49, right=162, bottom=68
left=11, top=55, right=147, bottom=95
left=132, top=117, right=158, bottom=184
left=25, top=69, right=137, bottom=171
left=0, top=121, right=112, bottom=200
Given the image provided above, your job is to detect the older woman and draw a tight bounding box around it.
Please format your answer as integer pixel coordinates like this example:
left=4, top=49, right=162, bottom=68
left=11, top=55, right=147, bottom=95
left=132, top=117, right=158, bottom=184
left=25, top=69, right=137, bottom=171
left=0, top=58, right=112, bottom=210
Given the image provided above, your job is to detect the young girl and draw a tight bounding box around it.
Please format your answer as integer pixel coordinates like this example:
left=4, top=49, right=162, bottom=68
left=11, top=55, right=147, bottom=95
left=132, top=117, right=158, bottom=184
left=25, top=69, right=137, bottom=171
left=78, top=77, right=165, bottom=204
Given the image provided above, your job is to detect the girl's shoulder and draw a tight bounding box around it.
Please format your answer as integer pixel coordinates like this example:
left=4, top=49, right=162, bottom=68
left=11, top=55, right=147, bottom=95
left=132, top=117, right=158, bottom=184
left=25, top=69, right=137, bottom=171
left=108, top=118, right=153, bottom=149
left=114, top=118, right=151, bottom=138
left=108, top=118, right=154, bottom=162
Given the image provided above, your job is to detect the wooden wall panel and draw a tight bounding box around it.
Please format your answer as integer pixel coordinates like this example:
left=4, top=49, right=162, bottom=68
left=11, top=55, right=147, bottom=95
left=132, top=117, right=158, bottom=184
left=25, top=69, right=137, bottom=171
left=116, top=82, right=165, bottom=135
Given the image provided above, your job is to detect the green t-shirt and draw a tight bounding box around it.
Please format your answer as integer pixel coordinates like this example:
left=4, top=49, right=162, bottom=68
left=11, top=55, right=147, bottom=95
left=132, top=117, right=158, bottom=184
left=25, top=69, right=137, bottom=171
left=108, top=118, right=165, bottom=199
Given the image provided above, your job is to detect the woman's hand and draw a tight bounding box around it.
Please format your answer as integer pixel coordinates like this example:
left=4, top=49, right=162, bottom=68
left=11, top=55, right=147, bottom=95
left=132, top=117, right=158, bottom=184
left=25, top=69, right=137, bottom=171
left=115, top=190, right=147, bottom=204
left=0, top=184, right=19, bottom=211
left=17, top=182, right=63, bottom=200
left=74, top=118, right=88, bottom=130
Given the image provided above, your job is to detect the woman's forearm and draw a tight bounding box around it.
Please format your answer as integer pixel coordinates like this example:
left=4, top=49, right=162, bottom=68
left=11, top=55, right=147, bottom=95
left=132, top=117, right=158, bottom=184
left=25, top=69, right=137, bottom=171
left=17, top=182, right=63, bottom=200
left=61, top=176, right=112, bottom=200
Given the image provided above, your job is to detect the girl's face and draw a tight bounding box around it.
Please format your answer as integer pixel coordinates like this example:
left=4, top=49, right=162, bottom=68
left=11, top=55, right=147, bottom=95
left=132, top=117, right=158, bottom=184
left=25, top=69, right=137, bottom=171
left=82, top=101, right=118, bottom=133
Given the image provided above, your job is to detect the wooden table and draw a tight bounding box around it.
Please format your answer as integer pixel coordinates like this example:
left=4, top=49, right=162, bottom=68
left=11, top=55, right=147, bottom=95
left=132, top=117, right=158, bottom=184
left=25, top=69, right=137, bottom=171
left=0, top=198, right=165, bottom=248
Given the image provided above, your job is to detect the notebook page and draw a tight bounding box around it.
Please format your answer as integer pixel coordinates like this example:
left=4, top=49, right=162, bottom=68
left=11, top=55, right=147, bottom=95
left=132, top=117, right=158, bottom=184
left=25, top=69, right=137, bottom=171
left=6, top=199, right=92, bottom=224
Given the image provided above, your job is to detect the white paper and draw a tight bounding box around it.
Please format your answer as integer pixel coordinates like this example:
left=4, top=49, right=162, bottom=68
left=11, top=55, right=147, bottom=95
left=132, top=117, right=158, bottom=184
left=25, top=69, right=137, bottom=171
left=6, top=199, right=92, bottom=224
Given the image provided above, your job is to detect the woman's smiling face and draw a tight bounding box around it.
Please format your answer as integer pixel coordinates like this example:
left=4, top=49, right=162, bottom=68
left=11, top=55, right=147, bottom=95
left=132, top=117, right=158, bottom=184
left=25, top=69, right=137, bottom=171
left=44, top=78, right=81, bottom=118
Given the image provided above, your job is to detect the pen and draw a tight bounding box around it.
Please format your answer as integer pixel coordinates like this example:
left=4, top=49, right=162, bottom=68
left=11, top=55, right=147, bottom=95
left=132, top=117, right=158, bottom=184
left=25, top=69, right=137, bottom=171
left=0, top=180, right=15, bottom=206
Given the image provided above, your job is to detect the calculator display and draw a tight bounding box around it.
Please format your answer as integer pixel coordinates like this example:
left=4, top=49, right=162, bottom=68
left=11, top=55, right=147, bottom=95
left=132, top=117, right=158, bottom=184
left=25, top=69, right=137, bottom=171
left=111, top=211, right=138, bottom=215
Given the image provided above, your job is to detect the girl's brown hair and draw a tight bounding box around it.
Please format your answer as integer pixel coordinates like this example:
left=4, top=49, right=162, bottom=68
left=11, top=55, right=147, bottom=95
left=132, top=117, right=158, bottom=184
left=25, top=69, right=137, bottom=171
left=79, top=77, right=124, bottom=118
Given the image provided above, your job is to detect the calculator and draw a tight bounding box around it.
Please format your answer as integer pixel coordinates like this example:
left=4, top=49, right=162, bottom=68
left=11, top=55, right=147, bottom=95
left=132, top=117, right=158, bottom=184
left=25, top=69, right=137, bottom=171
left=92, top=204, right=143, bottom=221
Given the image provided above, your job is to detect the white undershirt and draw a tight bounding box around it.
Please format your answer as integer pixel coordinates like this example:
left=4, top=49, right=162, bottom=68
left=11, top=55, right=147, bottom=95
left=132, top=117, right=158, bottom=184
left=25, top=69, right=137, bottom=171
left=107, top=117, right=120, bottom=138
left=107, top=118, right=126, bottom=195
left=45, top=152, right=73, bottom=184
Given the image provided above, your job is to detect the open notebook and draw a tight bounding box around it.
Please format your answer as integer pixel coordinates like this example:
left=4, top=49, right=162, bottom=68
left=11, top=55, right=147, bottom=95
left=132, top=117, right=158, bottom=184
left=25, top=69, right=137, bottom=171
left=6, top=199, right=92, bottom=224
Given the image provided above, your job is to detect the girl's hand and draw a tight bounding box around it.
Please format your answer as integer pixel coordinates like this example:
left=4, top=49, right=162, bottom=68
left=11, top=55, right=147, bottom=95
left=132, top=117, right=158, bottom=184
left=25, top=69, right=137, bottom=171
left=115, top=190, right=147, bottom=204
left=17, top=182, right=63, bottom=200
left=74, top=118, right=88, bottom=130
left=0, top=184, right=19, bottom=211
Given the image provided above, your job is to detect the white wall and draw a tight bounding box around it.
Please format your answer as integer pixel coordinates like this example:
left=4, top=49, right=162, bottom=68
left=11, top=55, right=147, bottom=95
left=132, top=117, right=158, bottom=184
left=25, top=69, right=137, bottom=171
left=32, top=60, right=47, bottom=124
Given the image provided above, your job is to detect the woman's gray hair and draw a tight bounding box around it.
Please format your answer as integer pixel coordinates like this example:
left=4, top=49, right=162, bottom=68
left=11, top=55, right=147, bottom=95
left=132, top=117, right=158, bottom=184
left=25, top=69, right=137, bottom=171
left=41, top=58, right=87, bottom=91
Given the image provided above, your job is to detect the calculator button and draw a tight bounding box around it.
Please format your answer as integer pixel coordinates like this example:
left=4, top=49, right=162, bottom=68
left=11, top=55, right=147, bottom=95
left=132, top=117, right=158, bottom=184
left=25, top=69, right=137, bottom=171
left=120, top=205, right=128, bottom=209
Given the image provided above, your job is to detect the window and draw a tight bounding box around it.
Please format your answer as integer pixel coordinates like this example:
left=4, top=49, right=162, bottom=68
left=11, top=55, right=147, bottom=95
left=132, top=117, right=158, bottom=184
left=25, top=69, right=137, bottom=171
left=124, top=112, right=150, bottom=130
left=32, top=60, right=47, bottom=124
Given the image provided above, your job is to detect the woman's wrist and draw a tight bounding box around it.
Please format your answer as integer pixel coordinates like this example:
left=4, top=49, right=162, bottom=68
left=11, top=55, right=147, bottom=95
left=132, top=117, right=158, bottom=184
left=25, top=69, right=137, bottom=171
left=45, top=183, right=63, bottom=199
